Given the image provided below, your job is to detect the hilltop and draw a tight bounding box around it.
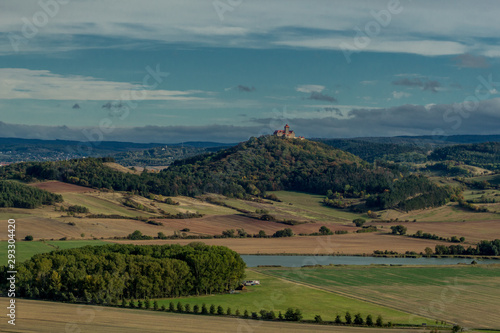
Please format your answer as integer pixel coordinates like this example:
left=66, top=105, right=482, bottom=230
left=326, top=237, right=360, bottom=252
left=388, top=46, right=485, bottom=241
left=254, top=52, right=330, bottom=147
left=1, top=135, right=453, bottom=211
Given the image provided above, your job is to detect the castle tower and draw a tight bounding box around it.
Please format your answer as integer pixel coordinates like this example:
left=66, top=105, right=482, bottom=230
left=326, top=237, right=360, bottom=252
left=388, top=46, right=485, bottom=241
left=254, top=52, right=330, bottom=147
left=284, top=124, right=290, bottom=135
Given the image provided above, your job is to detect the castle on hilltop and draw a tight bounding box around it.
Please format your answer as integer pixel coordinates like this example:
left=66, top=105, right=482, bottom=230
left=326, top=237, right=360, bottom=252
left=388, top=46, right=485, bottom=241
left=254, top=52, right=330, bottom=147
left=273, top=124, right=304, bottom=140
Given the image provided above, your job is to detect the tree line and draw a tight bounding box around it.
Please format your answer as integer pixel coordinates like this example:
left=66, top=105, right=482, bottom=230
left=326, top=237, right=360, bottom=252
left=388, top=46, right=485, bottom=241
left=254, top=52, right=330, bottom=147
left=0, top=243, right=245, bottom=302
left=0, top=180, right=62, bottom=208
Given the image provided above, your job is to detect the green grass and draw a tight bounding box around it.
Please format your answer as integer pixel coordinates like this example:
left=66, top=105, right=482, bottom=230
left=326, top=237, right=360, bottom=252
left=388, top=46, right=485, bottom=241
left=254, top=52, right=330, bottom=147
left=62, top=193, right=150, bottom=217
left=154, top=270, right=434, bottom=325
left=258, top=265, right=500, bottom=329
left=0, top=239, right=107, bottom=264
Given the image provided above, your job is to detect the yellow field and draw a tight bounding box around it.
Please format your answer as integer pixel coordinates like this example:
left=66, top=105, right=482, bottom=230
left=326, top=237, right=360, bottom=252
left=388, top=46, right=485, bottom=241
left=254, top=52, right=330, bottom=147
left=5, top=299, right=432, bottom=333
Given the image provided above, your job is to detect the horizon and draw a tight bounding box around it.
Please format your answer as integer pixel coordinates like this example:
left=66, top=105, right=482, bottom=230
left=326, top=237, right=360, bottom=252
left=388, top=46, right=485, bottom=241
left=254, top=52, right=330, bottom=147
left=1, top=1, right=500, bottom=142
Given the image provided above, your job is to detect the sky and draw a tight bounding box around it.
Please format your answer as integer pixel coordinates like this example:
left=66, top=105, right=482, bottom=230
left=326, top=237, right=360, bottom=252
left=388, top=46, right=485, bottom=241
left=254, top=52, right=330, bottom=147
left=1, top=0, right=500, bottom=143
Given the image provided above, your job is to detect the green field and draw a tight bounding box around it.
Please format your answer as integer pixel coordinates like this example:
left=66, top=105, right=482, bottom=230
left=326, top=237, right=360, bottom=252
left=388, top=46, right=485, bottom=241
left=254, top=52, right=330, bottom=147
left=258, top=265, right=500, bottom=329
left=155, top=270, right=435, bottom=326
left=0, top=239, right=108, bottom=264
left=221, top=190, right=366, bottom=223
left=62, top=193, right=152, bottom=217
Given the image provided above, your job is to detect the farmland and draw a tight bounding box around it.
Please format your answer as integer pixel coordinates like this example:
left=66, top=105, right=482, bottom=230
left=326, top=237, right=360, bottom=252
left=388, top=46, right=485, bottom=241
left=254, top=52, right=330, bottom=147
left=0, top=239, right=107, bottom=263
left=155, top=270, right=436, bottom=326
left=8, top=299, right=434, bottom=333
left=257, top=265, right=500, bottom=329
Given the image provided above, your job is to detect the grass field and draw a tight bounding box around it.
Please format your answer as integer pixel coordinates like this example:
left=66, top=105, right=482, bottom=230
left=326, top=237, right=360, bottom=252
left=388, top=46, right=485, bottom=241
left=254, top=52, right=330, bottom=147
left=10, top=299, right=440, bottom=333
left=0, top=239, right=107, bottom=264
left=258, top=265, right=500, bottom=329
left=155, top=270, right=436, bottom=326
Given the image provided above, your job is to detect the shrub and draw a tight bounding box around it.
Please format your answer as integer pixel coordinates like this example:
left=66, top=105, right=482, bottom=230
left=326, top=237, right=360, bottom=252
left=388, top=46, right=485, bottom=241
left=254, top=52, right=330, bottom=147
left=334, top=315, right=342, bottom=324
left=243, top=309, right=249, bottom=318
left=24, top=235, right=33, bottom=241
left=366, top=314, right=374, bottom=326
left=376, top=315, right=383, bottom=327
left=201, top=303, right=208, bottom=314
left=193, top=304, right=199, bottom=314
left=217, top=305, right=224, bottom=315
left=184, top=304, right=191, bottom=313
left=353, top=313, right=364, bottom=325
left=169, top=302, right=175, bottom=312
left=209, top=304, right=216, bottom=315
left=314, top=315, right=323, bottom=323
left=353, top=218, right=366, bottom=227
left=345, top=311, right=352, bottom=324
left=177, top=302, right=184, bottom=313
left=226, top=307, right=232, bottom=316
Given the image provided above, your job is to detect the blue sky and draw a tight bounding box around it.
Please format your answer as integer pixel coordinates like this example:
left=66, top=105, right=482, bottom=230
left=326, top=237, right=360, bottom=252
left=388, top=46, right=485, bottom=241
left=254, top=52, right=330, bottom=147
left=1, top=0, right=500, bottom=143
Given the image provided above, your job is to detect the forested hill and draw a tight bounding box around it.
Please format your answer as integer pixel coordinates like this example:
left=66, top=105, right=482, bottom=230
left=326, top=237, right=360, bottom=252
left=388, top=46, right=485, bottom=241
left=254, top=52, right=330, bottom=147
left=429, top=142, right=500, bottom=170
left=0, top=136, right=453, bottom=210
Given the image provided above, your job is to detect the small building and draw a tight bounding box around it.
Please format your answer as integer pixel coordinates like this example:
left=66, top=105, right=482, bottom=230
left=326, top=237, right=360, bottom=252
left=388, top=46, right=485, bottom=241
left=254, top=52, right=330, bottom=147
left=273, top=124, right=304, bottom=140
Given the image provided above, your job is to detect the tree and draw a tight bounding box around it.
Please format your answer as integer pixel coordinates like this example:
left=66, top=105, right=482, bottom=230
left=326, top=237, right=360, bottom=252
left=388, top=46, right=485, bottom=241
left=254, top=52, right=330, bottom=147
left=319, top=226, right=333, bottom=235
left=177, top=302, right=184, bottom=313
left=235, top=309, right=240, bottom=316
left=210, top=304, right=216, bottom=315
left=353, top=218, right=366, bottom=227
left=345, top=311, right=352, bottom=324
left=452, top=324, right=463, bottom=332
left=258, top=230, right=267, bottom=238
left=366, top=314, right=374, bottom=326
left=243, top=309, right=249, bottom=318
left=137, top=299, right=143, bottom=309
left=169, top=301, right=175, bottom=312
left=376, top=315, right=383, bottom=327
left=129, top=299, right=136, bottom=308
left=314, top=315, right=323, bottom=323
left=184, top=304, right=191, bottom=313
left=144, top=297, right=151, bottom=309
left=424, top=247, right=433, bottom=256
left=284, top=308, right=295, bottom=321
left=390, top=225, right=407, bottom=235
left=24, top=235, right=34, bottom=241
left=354, top=313, right=364, bottom=325
left=226, top=307, right=232, bottom=316
left=193, top=304, right=199, bottom=314
left=334, top=315, right=342, bottom=324
left=217, top=305, right=224, bottom=315
left=201, top=304, right=208, bottom=314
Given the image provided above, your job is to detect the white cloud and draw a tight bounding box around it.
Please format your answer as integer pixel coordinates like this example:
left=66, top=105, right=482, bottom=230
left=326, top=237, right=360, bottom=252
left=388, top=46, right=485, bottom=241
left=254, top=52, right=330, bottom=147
left=392, top=91, right=411, bottom=99
left=296, top=84, right=325, bottom=93
left=1, top=0, right=500, bottom=57
left=0, top=68, right=209, bottom=101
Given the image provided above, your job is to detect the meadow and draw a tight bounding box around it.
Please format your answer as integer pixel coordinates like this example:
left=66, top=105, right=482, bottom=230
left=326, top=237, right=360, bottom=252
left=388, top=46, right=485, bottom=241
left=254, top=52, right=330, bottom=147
left=11, top=299, right=437, bottom=333
left=154, top=270, right=436, bottom=326
left=258, top=265, right=500, bottom=329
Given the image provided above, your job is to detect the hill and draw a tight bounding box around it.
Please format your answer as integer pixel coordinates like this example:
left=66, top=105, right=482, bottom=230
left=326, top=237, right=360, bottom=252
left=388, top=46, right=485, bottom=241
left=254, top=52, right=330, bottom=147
left=429, top=142, right=500, bottom=170
left=0, top=136, right=454, bottom=211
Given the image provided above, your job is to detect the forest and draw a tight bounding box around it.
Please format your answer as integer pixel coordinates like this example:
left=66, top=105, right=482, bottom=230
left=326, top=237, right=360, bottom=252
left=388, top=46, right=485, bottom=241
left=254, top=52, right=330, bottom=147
left=429, top=142, right=500, bottom=170
left=1, top=243, right=245, bottom=303
left=0, top=180, right=63, bottom=208
left=0, top=136, right=454, bottom=211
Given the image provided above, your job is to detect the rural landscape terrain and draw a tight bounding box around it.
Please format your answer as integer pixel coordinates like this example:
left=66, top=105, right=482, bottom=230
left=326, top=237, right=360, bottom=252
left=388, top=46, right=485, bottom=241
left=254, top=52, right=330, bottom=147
left=1, top=133, right=499, bottom=332
left=3, top=1, right=500, bottom=332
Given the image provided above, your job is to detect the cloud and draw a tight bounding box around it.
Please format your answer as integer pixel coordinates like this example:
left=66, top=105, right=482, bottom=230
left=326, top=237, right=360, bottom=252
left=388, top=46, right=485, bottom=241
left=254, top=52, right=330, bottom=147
left=296, top=85, right=325, bottom=93
left=392, top=77, right=441, bottom=93
left=322, top=107, right=342, bottom=117
left=392, top=91, right=411, bottom=99
left=72, top=103, right=81, bottom=109
left=3, top=1, right=500, bottom=58
left=2, top=98, right=500, bottom=142
left=237, top=85, right=256, bottom=92
left=360, top=81, right=377, bottom=85
left=454, top=54, right=490, bottom=68
left=250, top=98, right=500, bottom=138
left=0, top=68, right=209, bottom=101
left=307, top=91, right=337, bottom=102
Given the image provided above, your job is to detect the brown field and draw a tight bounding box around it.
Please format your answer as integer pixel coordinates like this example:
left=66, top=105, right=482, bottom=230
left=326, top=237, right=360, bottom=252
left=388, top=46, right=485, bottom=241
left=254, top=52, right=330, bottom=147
left=7, top=299, right=430, bottom=333
left=110, top=233, right=452, bottom=255
left=29, top=180, right=96, bottom=193
left=103, top=162, right=142, bottom=174
left=157, top=214, right=357, bottom=236
left=372, top=220, right=500, bottom=244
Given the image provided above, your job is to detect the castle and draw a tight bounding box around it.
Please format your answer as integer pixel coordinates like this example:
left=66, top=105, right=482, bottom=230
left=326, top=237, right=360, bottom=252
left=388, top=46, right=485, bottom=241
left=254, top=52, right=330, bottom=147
left=273, top=124, right=304, bottom=140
